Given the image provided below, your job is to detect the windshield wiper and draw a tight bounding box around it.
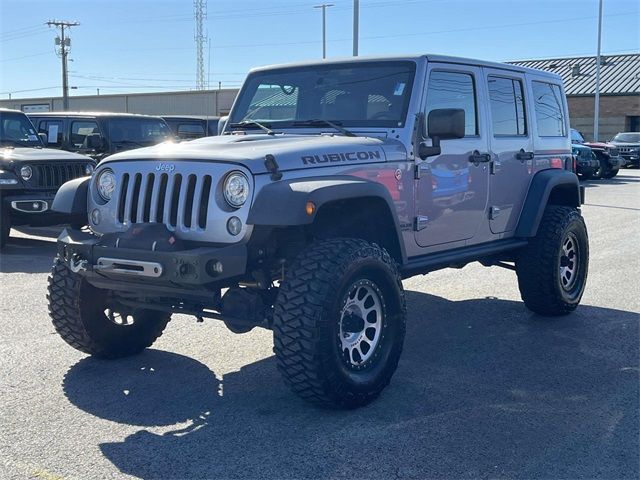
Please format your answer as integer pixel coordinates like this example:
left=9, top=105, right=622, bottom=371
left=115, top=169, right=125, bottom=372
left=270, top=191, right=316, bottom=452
left=228, top=119, right=275, bottom=136
left=293, top=119, right=356, bottom=137
left=113, top=140, right=145, bottom=147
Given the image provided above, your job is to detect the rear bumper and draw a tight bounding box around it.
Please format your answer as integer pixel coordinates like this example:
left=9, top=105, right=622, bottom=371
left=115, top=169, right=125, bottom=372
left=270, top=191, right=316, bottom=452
left=56, top=228, right=248, bottom=293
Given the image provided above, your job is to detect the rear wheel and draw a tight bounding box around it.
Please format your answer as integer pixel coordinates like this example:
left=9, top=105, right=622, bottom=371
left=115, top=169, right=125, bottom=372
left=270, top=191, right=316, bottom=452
left=516, top=206, right=589, bottom=316
left=47, top=256, right=170, bottom=358
left=273, top=239, right=406, bottom=408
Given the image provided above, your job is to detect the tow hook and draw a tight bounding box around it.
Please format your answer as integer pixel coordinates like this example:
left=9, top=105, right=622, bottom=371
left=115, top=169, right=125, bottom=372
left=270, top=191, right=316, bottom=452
left=69, top=254, right=88, bottom=273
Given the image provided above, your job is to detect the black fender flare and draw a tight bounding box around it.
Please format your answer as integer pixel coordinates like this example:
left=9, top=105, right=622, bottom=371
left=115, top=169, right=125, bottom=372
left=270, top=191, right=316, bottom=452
left=515, top=169, right=582, bottom=238
left=52, top=177, right=90, bottom=215
left=247, top=175, right=406, bottom=261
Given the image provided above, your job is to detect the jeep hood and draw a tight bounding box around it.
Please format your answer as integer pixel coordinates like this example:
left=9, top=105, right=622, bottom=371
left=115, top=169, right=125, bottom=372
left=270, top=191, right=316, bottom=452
left=0, top=147, right=92, bottom=168
left=101, top=134, right=407, bottom=174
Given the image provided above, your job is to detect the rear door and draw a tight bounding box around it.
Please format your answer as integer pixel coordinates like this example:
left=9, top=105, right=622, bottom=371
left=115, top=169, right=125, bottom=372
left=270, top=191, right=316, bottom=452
left=483, top=68, right=533, bottom=234
left=415, top=64, right=490, bottom=247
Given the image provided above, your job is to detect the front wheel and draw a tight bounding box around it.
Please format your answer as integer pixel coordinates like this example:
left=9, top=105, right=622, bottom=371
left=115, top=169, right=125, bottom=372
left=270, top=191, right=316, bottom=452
left=47, top=256, right=171, bottom=358
left=516, top=206, right=589, bottom=316
left=273, top=239, right=406, bottom=408
left=602, top=168, right=619, bottom=179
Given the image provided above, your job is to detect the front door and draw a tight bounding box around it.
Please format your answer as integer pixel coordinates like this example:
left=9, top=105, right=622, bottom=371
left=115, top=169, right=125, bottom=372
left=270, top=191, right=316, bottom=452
left=415, top=65, right=490, bottom=248
left=483, top=68, right=533, bottom=234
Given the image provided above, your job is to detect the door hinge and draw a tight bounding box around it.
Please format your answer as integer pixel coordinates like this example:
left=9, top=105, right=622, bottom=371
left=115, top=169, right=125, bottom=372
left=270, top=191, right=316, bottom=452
left=414, top=215, right=429, bottom=231
left=414, top=163, right=429, bottom=179
left=490, top=160, right=499, bottom=175
left=489, top=206, right=501, bottom=220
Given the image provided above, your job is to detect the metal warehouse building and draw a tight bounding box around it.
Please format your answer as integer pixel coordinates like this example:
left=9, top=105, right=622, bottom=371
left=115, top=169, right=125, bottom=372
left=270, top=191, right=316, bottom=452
left=511, top=53, right=640, bottom=141
left=0, top=87, right=239, bottom=117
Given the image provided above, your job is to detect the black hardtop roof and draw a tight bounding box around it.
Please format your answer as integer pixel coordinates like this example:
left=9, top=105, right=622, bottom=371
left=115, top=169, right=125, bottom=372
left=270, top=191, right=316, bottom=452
left=27, top=111, right=166, bottom=120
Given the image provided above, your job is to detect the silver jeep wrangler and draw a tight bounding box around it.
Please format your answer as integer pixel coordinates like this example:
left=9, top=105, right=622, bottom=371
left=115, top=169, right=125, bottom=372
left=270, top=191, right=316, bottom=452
left=49, top=55, right=588, bottom=408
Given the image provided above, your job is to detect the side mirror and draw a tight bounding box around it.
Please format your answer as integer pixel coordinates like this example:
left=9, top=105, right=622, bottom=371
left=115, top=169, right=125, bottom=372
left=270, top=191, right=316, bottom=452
left=218, top=116, right=228, bottom=135
left=85, top=133, right=103, bottom=150
left=37, top=132, right=48, bottom=145
left=419, top=108, right=466, bottom=159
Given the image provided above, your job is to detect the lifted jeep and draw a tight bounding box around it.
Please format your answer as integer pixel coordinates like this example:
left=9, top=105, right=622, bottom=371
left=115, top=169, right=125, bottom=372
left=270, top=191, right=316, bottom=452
left=48, top=55, right=588, bottom=408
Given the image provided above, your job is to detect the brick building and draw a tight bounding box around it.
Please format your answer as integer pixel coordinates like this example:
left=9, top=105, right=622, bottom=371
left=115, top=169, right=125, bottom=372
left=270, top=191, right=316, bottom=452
left=511, top=53, right=640, bottom=141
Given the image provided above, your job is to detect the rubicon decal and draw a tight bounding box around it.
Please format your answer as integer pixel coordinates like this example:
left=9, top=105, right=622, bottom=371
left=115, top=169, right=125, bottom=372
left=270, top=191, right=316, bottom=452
left=301, top=151, right=382, bottom=165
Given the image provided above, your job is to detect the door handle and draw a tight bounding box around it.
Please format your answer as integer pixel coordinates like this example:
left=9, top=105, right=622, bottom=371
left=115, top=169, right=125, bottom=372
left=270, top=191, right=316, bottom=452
left=516, top=149, right=534, bottom=161
left=469, top=150, right=491, bottom=164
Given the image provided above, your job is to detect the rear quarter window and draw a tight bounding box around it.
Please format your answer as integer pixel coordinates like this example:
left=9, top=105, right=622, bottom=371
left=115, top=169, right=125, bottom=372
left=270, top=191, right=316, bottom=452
left=532, top=81, right=566, bottom=137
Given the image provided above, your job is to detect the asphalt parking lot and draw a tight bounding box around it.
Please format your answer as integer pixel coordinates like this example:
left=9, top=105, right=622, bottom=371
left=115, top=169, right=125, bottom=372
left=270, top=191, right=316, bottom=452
left=1, top=170, right=639, bottom=480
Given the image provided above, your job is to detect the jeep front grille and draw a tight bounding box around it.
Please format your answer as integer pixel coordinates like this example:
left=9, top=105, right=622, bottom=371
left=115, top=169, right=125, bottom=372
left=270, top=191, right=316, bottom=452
left=117, top=172, right=213, bottom=230
left=609, top=148, right=620, bottom=156
left=618, top=147, right=635, bottom=154
left=33, top=163, right=86, bottom=189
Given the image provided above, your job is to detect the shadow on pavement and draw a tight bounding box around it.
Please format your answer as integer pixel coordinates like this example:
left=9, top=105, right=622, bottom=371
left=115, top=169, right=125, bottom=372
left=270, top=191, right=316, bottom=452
left=0, top=235, right=57, bottom=273
left=583, top=173, right=640, bottom=188
left=63, top=293, right=639, bottom=479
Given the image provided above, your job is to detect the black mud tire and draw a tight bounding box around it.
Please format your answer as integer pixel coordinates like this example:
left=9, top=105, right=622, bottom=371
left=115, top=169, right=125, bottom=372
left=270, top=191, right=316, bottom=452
left=47, top=256, right=171, bottom=358
left=273, top=239, right=406, bottom=409
left=602, top=168, right=619, bottom=179
left=592, top=157, right=606, bottom=179
left=516, top=206, right=588, bottom=316
left=577, top=171, right=592, bottom=181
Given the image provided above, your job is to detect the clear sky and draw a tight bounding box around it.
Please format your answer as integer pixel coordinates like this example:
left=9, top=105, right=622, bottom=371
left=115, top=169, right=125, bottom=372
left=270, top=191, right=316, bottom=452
left=1, top=0, right=638, bottom=99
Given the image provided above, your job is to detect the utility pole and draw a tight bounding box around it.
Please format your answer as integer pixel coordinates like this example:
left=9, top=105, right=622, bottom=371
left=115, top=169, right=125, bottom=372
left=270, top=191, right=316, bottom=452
left=194, top=0, right=207, bottom=90
left=46, top=20, right=79, bottom=111
left=353, top=0, right=359, bottom=56
left=593, top=0, right=603, bottom=141
left=314, top=4, right=333, bottom=59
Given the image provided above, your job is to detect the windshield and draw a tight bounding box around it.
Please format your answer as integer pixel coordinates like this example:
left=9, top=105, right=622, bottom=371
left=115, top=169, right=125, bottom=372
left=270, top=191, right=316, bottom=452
left=570, top=128, right=585, bottom=143
left=0, top=111, right=42, bottom=147
left=108, top=118, right=173, bottom=145
left=612, top=133, right=640, bottom=143
left=229, top=61, right=416, bottom=130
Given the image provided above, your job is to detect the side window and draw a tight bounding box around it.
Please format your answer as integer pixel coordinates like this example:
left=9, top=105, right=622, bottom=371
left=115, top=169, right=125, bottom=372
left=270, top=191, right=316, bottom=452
left=487, top=76, right=527, bottom=136
left=425, top=70, right=477, bottom=136
left=70, top=120, right=99, bottom=148
left=532, top=81, right=566, bottom=137
left=38, top=120, right=64, bottom=146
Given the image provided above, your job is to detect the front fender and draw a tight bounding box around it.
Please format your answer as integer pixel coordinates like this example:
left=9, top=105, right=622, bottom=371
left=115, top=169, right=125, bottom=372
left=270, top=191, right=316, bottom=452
left=52, top=177, right=90, bottom=215
left=247, top=175, right=397, bottom=226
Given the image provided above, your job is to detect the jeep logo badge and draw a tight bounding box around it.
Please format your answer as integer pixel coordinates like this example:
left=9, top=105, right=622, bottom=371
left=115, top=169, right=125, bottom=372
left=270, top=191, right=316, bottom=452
left=156, top=163, right=176, bottom=172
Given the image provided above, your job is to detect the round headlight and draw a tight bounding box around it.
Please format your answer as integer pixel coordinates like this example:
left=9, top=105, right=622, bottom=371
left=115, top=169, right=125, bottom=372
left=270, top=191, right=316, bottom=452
left=20, top=165, right=32, bottom=181
left=85, top=164, right=95, bottom=176
left=96, top=168, right=116, bottom=202
left=223, top=171, right=249, bottom=208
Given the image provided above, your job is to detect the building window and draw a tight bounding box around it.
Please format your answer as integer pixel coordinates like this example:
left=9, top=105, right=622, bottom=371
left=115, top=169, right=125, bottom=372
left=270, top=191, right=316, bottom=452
left=627, top=116, right=640, bottom=132
left=487, top=76, right=527, bottom=136
left=532, top=81, right=566, bottom=137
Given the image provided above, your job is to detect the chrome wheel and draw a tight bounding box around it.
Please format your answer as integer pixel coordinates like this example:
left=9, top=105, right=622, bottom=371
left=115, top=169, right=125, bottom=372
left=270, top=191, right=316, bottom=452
left=560, top=232, right=580, bottom=291
left=339, top=279, right=384, bottom=368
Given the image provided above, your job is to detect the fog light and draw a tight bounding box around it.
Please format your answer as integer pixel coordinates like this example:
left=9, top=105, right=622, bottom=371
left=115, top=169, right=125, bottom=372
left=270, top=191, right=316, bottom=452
left=91, top=208, right=101, bottom=225
left=227, top=216, right=242, bottom=236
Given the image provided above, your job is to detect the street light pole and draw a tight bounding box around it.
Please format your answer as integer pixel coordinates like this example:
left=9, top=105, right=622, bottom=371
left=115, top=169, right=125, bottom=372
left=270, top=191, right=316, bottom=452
left=46, top=20, right=79, bottom=111
left=353, top=0, right=359, bottom=56
left=593, top=0, right=603, bottom=141
left=314, top=4, right=333, bottom=59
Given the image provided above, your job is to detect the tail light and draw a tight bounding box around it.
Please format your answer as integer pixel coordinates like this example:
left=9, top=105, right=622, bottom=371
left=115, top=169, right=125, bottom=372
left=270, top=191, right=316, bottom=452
left=550, top=157, right=563, bottom=169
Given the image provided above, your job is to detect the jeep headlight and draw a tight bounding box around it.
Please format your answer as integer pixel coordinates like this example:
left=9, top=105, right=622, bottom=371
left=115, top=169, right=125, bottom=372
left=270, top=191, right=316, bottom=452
left=96, top=168, right=116, bottom=202
left=223, top=171, right=249, bottom=208
left=20, top=165, right=33, bottom=181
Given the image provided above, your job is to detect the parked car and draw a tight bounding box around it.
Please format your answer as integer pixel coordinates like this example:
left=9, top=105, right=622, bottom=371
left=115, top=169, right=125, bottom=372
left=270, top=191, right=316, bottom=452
left=49, top=55, right=587, bottom=408
left=0, top=108, right=95, bottom=248
left=162, top=115, right=220, bottom=140
left=28, top=112, right=174, bottom=162
left=570, top=133, right=598, bottom=180
left=571, top=128, right=624, bottom=179
left=609, top=132, right=640, bottom=167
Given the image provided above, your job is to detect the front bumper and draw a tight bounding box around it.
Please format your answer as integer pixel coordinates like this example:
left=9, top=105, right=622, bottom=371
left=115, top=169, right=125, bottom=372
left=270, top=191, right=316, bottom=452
left=621, top=154, right=639, bottom=166
left=577, top=160, right=598, bottom=176
left=56, top=228, right=248, bottom=293
left=1, top=191, right=75, bottom=226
